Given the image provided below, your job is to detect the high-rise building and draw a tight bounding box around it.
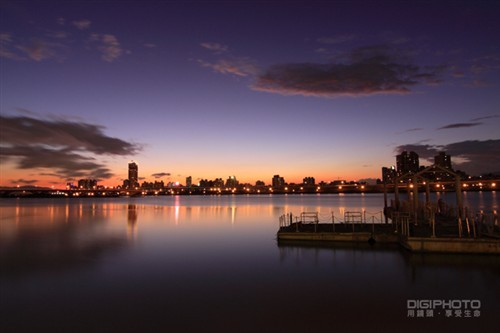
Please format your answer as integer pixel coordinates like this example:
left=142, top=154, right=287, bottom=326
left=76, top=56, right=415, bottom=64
left=186, top=176, right=192, bottom=187
left=225, top=176, right=238, bottom=188
left=303, top=177, right=315, bottom=186
left=78, top=178, right=97, bottom=189
left=433, top=151, right=454, bottom=181
left=272, top=175, right=285, bottom=188
left=382, top=166, right=397, bottom=183
left=434, top=152, right=452, bottom=169
left=214, top=178, right=224, bottom=187
left=128, top=161, right=139, bottom=189
left=396, top=151, right=419, bottom=176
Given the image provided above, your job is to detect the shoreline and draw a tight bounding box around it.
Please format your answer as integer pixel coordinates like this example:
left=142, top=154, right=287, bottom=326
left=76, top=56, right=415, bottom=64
left=1, top=186, right=498, bottom=198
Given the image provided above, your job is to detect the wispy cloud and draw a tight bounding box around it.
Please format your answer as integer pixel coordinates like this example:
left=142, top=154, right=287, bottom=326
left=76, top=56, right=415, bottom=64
left=2, top=23, right=124, bottom=63
left=400, top=128, right=423, bottom=133
left=0, top=113, right=141, bottom=180
left=198, top=41, right=258, bottom=77
left=378, top=31, right=410, bottom=45
left=45, top=30, right=69, bottom=40
left=252, top=45, right=443, bottom=97
left=9, top=178, right=38, bottom=185
left=100, top=34, right=123, bottom=62
left=198, top=57, right=258, bottom=77
left=470, top=114, right=499, bottom=122
left=90, top=34, right=123, bottom=62
left=470, top=53, right=500, bottom=74
left=437, top=122, right=482, bottom=130
left=1, top=32, right=68, bottom=62
left=0, top=33, right=13, bottom=43
left=72, top=19, right=92, bottom=30
left=317, top=34, right=357, bottom=45
left=0, top=33, right=22, bottom=60
left=200, top=42, right=228, bottom=54
left=16, top=39, right=66, bottom=62
left=152, top=172, right=171, bottom=178
left=395, top=140, right=500, bottom=175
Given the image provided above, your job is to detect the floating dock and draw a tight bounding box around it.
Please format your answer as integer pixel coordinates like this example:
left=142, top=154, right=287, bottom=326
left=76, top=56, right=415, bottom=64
left=277, top=211, right=500, bottom=255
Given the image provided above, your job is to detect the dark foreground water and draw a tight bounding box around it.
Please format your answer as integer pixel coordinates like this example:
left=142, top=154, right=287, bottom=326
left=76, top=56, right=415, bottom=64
left=1, top=193, right=499, bottom=333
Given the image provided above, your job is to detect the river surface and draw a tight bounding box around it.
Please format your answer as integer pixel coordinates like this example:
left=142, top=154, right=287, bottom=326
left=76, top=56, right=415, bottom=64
left=1, top=193, right=499, bottom=332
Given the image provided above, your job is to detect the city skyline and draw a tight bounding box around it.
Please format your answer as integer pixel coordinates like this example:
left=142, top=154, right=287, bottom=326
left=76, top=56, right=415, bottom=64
left=1, top=0, right=500, bottom=187
left=39, top=149, right=498, bottom=191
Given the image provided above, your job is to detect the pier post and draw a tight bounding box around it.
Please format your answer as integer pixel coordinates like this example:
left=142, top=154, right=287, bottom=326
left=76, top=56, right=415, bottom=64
left=383, top=181, right=388, bottom=223
left=455, top=177, right=463, bottom=221
left=472, top=214, right=477, bottom=238
left=465, top=207, right=471, bottom=237
left=407, top=182, right=412, bottom=205
left=394, top=180, right=400, bottom=210
left=453, top=177, right=463, bottom=238
left=425, top=182, right=430, bottom=206
left=431, top=206, right=436, bottom=238
left=413, top=175, right=419, bottom=225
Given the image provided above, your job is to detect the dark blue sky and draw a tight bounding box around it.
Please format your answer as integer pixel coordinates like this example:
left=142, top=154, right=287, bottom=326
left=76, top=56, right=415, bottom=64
left=1, top=0, right=499, bottom=186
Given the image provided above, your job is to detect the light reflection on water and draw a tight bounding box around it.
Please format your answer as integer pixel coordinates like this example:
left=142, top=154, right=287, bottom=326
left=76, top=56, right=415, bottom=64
left=0, top=194, right=499, bottom=332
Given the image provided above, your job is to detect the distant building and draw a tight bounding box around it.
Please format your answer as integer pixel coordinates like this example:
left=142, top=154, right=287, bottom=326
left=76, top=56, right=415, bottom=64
left=396, top=151, right=419, bottom=176
left=186, top=176, right=192, bottom=187
left=141, top=181, right=164, bottom=189
left=214, top=178, right=224, bottom=188
left=255, top=180, right=265, bottom=186
left=198, top=179, right=210, bottom=187
left=272, top=175, right=285, bottom=188
left=434, top=152, right=452, bottom=170
left=128, top=161, right=139, bottom=189
left=78, top=178, right=97, bottom=189
left=303, top=177, right=315, bottom=186
left=225, top=176, right=238, bottom=188
left=200, top=178, right=225, bottom=188
left=382, top=166, right=397, bottom=183
left=433, top=151, right=454, bottom=181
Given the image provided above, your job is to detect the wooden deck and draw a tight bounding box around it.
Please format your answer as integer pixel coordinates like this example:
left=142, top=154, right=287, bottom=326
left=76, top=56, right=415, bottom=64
left=277, top=220, right=500, bottom=254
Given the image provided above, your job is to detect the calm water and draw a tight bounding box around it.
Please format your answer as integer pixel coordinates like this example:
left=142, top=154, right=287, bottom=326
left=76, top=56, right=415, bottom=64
left=1, top=193, right=499, bottom=333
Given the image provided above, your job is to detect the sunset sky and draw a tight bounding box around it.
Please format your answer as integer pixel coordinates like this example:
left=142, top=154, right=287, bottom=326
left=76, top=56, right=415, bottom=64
left=1, top=0, right=499, bottom=187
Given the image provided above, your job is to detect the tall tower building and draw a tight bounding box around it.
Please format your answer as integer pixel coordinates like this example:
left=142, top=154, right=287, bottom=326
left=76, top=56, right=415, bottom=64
left=186, top=176, right=192, bottom=187
left=396, top=151, right=419, bottom=176
left=382, top=166, right=397, bottom=183
left=433, top=151, right=453, bottom=181
left=303, top=177, right=315, bottom=186
left=434, top=152, right=452, bottom=170
left=272, top=175, right=285, bottom=188
left=128, top=161, right=139, bottom=189
left=225, top=176, right=238, bottom=188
